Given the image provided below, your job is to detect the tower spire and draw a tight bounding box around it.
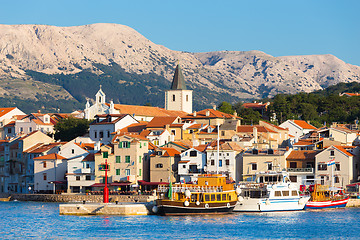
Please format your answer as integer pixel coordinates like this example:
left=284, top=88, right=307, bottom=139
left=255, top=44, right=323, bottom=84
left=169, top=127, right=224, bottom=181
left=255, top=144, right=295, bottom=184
left=170, top=64, right=187, bottom=90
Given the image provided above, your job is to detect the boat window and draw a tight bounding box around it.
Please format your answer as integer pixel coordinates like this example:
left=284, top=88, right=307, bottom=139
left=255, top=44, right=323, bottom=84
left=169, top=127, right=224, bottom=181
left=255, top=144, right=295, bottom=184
left=250, top=191, right=262, bottom=198
left=177, top=193, right=181, bottom=201
left=229, top=194, right=232, bottom=200
left=205, top=194, right=210, bottom=202
left=291, top=190, right=298, bottom=196
left=191, top=194, right=197, bottom=202
left=199, top=193, right=204, bottom=202
left=244, top=191, right=249, bottom=197
left=217, top=194, right=221, bottom=201
left=275, top=191, right=281, bottom=197
left=282, top=191, right=289, bottom=196
left=222, top=194, right=226, bottom=201
left=265, top=176, right=268, bottom=182
left=211, top=194, right=215, bottom=201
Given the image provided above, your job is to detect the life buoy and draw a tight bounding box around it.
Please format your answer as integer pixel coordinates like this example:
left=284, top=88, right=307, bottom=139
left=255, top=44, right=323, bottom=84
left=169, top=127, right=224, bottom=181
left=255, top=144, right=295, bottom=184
left=205, top=203, right=209, bottom=209
left=238, top=196, right=244, bottom=202
left=226, top=203, right=231, bottom=208
left=184, top=200, right=189, bottom=207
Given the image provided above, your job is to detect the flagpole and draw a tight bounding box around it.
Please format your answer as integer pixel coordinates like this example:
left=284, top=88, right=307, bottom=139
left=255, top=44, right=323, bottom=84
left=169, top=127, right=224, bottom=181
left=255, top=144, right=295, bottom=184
left=217, top=124, right=219, bottom=175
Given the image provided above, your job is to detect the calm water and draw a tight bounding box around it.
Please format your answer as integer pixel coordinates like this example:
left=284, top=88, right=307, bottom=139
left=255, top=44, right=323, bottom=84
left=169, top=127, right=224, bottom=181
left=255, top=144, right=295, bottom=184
left=1, top=201, right=360, bottom=239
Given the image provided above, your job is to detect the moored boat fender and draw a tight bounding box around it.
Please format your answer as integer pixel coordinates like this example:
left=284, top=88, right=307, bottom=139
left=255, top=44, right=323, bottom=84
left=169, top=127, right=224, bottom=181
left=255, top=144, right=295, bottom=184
left=205, top=203, right=209, bottom=209
left=235, top=187, right=241, bottom=195
left=184, top=200, right=190, bottom=207
left=196, top=201, right=200, bottom=206
left=185, top=190, right=191, bottom=198
left=226, top=203, right=231, bottom=208
left=238, top=196, right=244, bottom=202
left=265, top=199, right=271, bottom=205
left=152, top=205, right=158, bottom=214
left=298, top=198, right=307, bottom=205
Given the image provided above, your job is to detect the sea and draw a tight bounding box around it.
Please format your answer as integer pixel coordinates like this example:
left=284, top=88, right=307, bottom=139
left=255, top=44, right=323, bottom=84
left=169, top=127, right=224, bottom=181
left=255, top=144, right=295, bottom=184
left=1, top=201, right=359, bottom=239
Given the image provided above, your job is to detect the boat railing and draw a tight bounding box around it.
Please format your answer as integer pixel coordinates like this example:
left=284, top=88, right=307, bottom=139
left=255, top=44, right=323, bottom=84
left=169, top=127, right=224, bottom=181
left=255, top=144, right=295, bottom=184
left=157, top=185, right=224, bottom=193
left=237, top=182, right=266, bottom=189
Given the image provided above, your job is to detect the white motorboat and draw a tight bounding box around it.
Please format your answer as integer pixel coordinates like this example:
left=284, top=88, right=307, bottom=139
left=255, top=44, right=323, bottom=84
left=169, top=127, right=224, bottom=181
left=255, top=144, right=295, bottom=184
left=234, top=171, right=310, bottom=212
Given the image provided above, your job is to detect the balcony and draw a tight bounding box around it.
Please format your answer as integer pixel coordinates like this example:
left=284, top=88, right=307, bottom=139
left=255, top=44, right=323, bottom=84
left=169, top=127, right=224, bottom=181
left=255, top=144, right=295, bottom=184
left=286, top=168, right=314, bottom=174
left=81, top=168, right=92, bottom=174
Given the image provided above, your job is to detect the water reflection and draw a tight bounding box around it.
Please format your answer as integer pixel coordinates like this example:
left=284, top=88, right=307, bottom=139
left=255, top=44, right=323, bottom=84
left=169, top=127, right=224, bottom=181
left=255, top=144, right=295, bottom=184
left=1, top=202, right=360, bottom=239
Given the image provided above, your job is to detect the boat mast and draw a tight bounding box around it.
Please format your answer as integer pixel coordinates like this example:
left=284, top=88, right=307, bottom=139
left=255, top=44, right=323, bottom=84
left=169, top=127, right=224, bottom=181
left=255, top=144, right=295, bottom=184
left=217, top=124, right=219, bottom=175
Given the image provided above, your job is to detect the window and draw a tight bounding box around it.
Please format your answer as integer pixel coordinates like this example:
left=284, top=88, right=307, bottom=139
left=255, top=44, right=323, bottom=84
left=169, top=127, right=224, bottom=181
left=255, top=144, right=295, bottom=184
left=335, top=176, right=339, bottom=183
left=211, top=194, right=215, bottom=201
left=267, top=163, right=272, bottom=171
left=335, top=163, right=340, bottom=171
left=330, top=150, right=335, bottom=156
left=182, top=165, right=186, bottom=168
left=190, top=151, right=197, bottom=157
left=321, top=176, right=325, bottom=185
left=290, top=176, right=297, bottom=183
left=122, top=141, right=130, bottom=148
left=116, top=156, right=121, bottom=163
left=226, top=159, right=230, bottom=166
left=139, top=156, right=142, bottom=163
left=318, top=163, right=327, bottom=171
left=171, top=130, right=176, bottom=136
left=107, top=131, right=110, bottom=138
left=274, top=191, right=281, bottom=197
left=125, top=169, right=130, bottom=176
left=20, top=127, right=23, bottom=132
left=205, top=194, right=210, bottom=202
left=211, top=160, right=215, bottom=166
left=290, top=162, right=297, bottom=168
left=186, top=95, right=189, bottom=102
left=219, top=160, right=222, bottom=167
left=102, top=152, right=108, bottom=158
left=29, top=127, right=32, bottom=132
left=221, top=131, right=225, bottom=136
left=252, top=163, right=257, bottom=171
left=76, top=176, right=80, bottom=181
left=43, top=174, right=47, bottom=180
left=139, top=143, right=142, bottom=148
left=144, top=143, right=146, bottom=146
left=116, top=169, right=120, bottom=175
left=139, top=169, right=142, bottom=177
left=155, top=163, right=163, bottom=168
left=291, top=190, right=298, bottom=196
left=94, top=131, right=97, bottom=138
left=125, top=156, right=130, bottom=163
left=72, top=149, right=75, bottom=154
left=43, top=162, right=46, bottom=168
left=282, top=191, right=289, bottom=196
left=99, top=131, right=104, bottom=139
left=7, top=128, right=11, bottom=134
left=172, top=94, right=175, bottom=101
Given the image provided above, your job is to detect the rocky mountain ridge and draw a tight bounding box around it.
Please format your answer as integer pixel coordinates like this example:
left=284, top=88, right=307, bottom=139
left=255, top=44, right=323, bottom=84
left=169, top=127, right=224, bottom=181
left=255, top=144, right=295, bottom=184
left=0, top=23, right=359, bottom=112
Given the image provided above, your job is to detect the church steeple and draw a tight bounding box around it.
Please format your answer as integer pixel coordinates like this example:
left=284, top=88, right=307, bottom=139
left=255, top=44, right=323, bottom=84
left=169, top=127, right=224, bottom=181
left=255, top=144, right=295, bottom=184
left=170, top=64, right=187, bottom=90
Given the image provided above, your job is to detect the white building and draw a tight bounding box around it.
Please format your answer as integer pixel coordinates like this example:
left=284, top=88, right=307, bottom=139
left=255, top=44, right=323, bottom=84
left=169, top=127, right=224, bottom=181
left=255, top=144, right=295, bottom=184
left=279, top=120, right=317, bottom=142
left=89, top=114, right=138, bottom=144
left=67, top=153, right=95, bottom=193
left=142, top=129, right=174, bottom=147
left=178, top=147, right=207, bottom=183
left=0, top=107, right=26, bottom=139
left=206, top=142, right=243, bottom=182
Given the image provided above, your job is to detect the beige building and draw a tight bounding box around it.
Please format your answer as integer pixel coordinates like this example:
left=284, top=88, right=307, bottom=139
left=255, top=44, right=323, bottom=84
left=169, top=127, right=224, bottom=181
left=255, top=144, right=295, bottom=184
left=150, top=147, right=180, bottom=183
left=94, top=144, right=115, bottom=184
left=112, top=134, right=149, bottom=184
left=315, top=145, right=359, bottom=187
left=241, top=148, right=292, bottom=181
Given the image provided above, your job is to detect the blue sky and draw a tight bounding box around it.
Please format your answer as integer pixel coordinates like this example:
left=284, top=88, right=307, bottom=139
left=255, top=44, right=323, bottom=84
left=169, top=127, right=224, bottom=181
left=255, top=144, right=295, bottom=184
left=1, top=0, right=359, bottom=66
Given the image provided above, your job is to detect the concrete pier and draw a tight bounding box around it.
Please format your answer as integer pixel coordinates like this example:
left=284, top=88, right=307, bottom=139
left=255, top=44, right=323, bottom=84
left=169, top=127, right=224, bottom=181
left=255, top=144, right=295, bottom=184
left=346, top=199, right=360, bottom=207
left=59, top=202, right=155, bottom=215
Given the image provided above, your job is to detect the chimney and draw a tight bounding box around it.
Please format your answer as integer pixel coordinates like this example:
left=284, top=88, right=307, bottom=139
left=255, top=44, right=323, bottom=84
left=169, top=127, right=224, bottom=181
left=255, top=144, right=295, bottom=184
left=206, top=110, right=210, bottom=117
left=253, top=127, right=258, bottom=144
left=193, top=111, right=197, bottom=117
left=213, top=105, right=216, bottom=110
left=165, top=124, right=170, bottom=132
left=38, top=110, right=41, bottom=113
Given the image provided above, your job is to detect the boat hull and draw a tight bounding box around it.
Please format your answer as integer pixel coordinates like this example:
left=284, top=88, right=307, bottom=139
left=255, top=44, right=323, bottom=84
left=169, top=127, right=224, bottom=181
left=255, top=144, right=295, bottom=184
left=234, top=196, right=309, bottom=212
left=305, top=197, right=349, bottom=209
left=156, top=200, right=237, bottom=216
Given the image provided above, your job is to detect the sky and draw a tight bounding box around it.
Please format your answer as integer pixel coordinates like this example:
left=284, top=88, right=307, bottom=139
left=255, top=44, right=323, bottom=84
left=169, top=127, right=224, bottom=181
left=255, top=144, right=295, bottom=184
left=1, top=0, right=359, bottom=66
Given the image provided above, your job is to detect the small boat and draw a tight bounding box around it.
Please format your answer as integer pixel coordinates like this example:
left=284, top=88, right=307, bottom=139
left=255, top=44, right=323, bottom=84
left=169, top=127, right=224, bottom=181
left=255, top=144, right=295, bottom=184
left=154, top=174, right=238, bottom=216
left=234, top=171, right=310, bottom=212
left=305, top=184, right=349, bottom=209
left=0, top=196, right=11, bottom=202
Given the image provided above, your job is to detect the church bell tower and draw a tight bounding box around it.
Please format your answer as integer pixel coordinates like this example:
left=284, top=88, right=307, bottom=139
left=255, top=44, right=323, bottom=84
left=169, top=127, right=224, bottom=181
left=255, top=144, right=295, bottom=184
left=165, top=64, right=193, bottom=113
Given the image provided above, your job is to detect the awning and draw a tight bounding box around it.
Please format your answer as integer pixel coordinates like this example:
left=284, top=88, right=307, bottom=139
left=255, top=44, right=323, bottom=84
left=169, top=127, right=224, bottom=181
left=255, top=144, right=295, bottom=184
left=90, top=183, right=110, bottom=187
left=49, top=181, right=66, bottom=185
left=111, top=182, right=131, bottom=186
left=138, top=180, right=169, bottom=186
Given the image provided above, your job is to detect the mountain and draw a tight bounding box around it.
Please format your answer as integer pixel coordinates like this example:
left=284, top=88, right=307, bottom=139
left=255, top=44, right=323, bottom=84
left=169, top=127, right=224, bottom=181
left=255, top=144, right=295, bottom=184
left=0, top=23, right=359, bottom=113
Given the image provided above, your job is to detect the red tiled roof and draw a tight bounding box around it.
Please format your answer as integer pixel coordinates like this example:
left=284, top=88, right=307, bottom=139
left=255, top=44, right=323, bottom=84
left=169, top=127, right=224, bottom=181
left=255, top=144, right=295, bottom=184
left=187, top=124, right=205, bottom=129
left=161, top=147, right=180, bottom=157
left=90, top=114, right=129, bottom=125
left=0, top=107, right=17, bottom=118
left=82, top=153, right=95, bottom=162
left=287, top=150, right=319, bottom=160
left=194, top=144, right=208, bottom=152
left=183, top=109, right=240, bottom=119
left=333, top=146, right=354, bottom=157
left=27, top=142, right=64, bottom=153
left=107, top=103, right=187, bottom=117
left=243, top=102, right=269, bottom=109
left=293, top=139, right=315, bottom=146
left=237, top=125, right=277, bottom=133
left=146, top=116, right=178, bottom=128
left=4, top=121, right=15, bottom=127
left=117, top=122, right=148, bottom=133
left=34, top=153, right=66, bottom=160
left=293, top=120, right=317, bottom=130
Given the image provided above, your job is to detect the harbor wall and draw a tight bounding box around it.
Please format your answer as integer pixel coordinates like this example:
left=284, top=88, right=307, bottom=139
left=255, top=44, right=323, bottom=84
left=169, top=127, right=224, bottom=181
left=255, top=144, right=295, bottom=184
left=346, top=199, right=360, bottom=207
left=4, top=193, right=156, bottom=203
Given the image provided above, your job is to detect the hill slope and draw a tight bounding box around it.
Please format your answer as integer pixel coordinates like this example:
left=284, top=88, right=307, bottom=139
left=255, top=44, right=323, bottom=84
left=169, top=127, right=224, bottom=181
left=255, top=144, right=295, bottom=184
left=0, top=23, right=359, bottom=113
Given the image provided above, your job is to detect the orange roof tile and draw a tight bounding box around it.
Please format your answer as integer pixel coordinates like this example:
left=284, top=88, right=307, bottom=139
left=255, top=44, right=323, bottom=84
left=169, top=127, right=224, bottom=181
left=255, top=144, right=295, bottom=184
left=194, top=145, right=208, bottom=152
left=237, top=125, right=277, bottom=133
left=108, top=103, right=187, bottom=117
left=293, top=139, right=315, bottom=146
left=333, top=146, right=354, bottom=157
left=161, top=147, right=180, bottom=157
left=82, top=153, right=95, bottom=162
left=183, top=109, right=240, bottom=120
left=118, top=122, right=148, bottom=133
left=34, top=153, right=66, bottom=160
left=293, top=120, right=317, bottom=130
left=287, top=150, right=319, bottom=160
left=147, top=116, right=178, bottom=128
left=0, top=107, right=17, bottom=118
left=4, top=121, right=15, bottom=127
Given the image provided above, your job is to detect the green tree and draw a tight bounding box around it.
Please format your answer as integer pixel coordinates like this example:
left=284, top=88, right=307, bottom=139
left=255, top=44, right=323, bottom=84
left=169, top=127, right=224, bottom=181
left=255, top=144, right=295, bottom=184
left=218, top=101, right=234, bottom=114
left=54, top=117, right=91, bottom=141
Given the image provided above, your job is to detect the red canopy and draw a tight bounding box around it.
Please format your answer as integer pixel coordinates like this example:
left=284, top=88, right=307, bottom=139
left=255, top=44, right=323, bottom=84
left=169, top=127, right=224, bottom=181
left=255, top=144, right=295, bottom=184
left=138, top=180, right=168, bottom=186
